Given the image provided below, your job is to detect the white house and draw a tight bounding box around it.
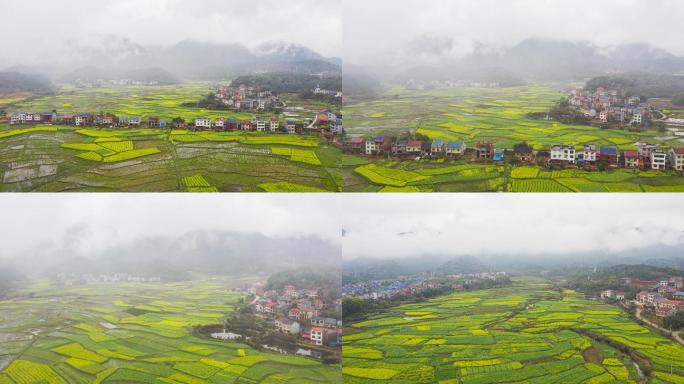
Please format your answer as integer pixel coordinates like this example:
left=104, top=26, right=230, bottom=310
left=275, top=317, right=300, bottom=335
left=270, top=117, right=279, bottom=132
left=550, top=145, right=576, bottom=163
left=215, top=117, right=225, bottom=129
left=365, top=140, right=376, bottom=155
left=10, top=112, right=27, bottom=124
left=446, top=142, right=466, bottom=156
left=581, top=144, right=597, bottom=163
left=632, top=113, right=642, bottom=125
left=310, top=327, right=324, bottom=346
left=651, top=149, right=667, bottom=170
left=195, top=117, right=211, bottom=129
left=286, top=120, right=296, bottom=134
left=256, top=118, right=266, bottom=132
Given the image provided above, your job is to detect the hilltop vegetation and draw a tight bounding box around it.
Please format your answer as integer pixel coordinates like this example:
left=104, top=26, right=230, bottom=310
left=231, top=73, right=341, bottom=97
left=0, top=71, right=52, bottom=94
left=586, top=73, right=684, bottom=99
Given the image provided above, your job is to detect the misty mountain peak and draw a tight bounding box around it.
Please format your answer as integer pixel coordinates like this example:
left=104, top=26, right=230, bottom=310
left=254, top=41, right=324, bottom=61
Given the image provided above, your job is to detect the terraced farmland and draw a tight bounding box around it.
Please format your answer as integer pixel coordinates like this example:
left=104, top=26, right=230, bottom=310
left=0, top=125, right=345, bottom=192
left=0, top=280, right=339, bottom=384
left=343, top=278, right=684, bottom=383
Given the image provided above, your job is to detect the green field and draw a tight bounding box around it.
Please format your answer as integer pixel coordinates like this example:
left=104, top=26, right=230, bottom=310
left=343, top=278, right=684, bottom=383
left=342, top=85, right=684, bottom=192
left=0, top=280, right=339, bottom=384
left=4, top=84, right=684, bottom=191
left=0, top=84, right=353, bottom=192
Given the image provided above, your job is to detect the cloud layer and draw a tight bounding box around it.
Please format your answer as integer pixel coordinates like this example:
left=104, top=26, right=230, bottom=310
left=0, top=0, right=341, bottom=65
left=344, top=0, right=684, bottom=66
left=341, top=194, right=684, bottom=260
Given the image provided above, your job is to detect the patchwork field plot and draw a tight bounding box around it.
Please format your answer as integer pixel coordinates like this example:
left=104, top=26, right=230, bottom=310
left=0, top=125, right=340, bottom=192
left=343, top=278, right=684, bottom=383
left=342, top=85, right=684, bottom=192
left=0, top=280, right=339, bottom=383
left=345, top=86, right=683, bottom=150
left=5, top=84, right=683, bottom=192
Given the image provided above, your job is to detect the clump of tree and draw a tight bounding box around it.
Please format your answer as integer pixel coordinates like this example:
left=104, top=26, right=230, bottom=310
left=586, top=73, right=684, bottom=99
left=663, top=312, right=684, bottom=331
left=232, top=73, right=340, bottom=97
left=266, top=268, right=340, bottom=300
left=527, top=97, right=592, bottom=125
left=672, top=93, right=684, bottom=106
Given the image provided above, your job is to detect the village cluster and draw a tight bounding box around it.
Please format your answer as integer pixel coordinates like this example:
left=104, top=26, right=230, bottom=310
left=343, top=136, right=684, bottom=172
left=569, top=86, right=651, bottom=127
left=213, top=84, right=281, bottom=111
left=405, top=79, right=502, bottom=90
left=601, top=276, right=684, bottom=319
left=343, top=271, right=507, bottom=300
left=6, top=109, right=343, bottom=137
left=54, top=273, right=162, bottom=286
left=241, top=282, right=342, bottom=348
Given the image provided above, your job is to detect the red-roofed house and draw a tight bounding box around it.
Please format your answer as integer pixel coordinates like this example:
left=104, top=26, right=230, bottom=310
left=669, top=148, right=684, bottom=171
left=289, top=307, right=302, bottom=320
left=623, top=150, right=639, bottom=168
left=347, top=137, right=365, bottom=153
left=406, top=140, right=423, bottom=154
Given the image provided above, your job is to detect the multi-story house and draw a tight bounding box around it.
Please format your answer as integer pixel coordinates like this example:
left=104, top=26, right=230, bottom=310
left=550, top=144, right=575, bottom=164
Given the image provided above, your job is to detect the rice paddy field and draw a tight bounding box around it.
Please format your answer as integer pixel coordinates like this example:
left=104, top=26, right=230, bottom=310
left=342, top=85, right=684, bottom=191
left=0, top=280, right=339, bottom=384
left=343, top=278, right=684, bottom=383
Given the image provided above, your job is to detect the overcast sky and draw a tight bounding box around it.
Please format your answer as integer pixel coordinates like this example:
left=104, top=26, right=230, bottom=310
left=4, top=194, right=684, bottom=264
left=344, top=0, right=684, bottom=66
left=0, top=0, right=341, bottom=64
left=341, top=194, right=684, bottom=260
left=0, top=194, right=340, bottom=261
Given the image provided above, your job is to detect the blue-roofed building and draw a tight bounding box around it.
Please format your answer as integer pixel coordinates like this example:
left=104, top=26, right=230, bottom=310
left=599, top=146, right=619, bottom=167
left=431, top=140, right=445, bottom=155
left=286, top=119, right=296, bottom=134
left=227, top=118, right=238, bottom=130
left=493, top=148, right=505, bottom=162
left=446, top=141, right=466, bottom=156
left=129, top=116, right=141, bottom=126
left=159, top=120, right=167, bottom=128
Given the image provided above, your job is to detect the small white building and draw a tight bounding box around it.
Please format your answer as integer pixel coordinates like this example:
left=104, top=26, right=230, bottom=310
left=581, top=144, right=597, bottom=163
left=275, top=317, right=300, bottom=335
left=286, top=120, right=296, bottom=134
left=195, top=117, right=211, bottom=129
left=215, top=117, right=225, bottom=129
left=256, top=119, right=266, bottom=132
left=632, top=113, right=642, bottom=125
left=651, top=149, right=667, bottom=170
left=669, top=148, right=684, bottom=171
left=365, top=140, right=376, bottom=155
left=270, top=118, right=279, bottom=132
left=310, top=327, right=324, bottom=346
